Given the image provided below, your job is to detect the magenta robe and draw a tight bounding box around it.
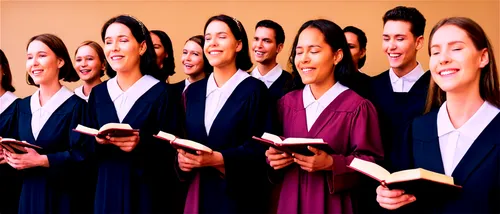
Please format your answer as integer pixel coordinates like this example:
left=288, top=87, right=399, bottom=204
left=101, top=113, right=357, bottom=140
left=274, top=89, right=384, bottom=214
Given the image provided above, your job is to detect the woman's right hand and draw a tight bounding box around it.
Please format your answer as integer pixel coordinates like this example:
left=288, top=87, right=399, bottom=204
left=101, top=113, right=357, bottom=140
left=376, top=185, right=416, bottom=210
left=265, top=147, right=293, bottom=170
left=95, top=136, right=109, bottom=145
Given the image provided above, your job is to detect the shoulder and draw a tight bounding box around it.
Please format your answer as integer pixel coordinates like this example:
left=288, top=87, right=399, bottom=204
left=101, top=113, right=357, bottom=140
left=371, top=69, right=390, bottom=82
left=279, top=89, right=303, bottom=110
left=335, top=89, right=375, bottom=113
left=411, top=109, right=438, bottom=133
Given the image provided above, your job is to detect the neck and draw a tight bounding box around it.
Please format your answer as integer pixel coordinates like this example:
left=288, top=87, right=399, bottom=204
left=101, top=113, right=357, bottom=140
left=187, top=72, right=206, bottom=83
left=257, top=61, right=278, bottom=76
left=39, top=80, right=62, bottom=106
left=82, top=78, right=102, bottom=96
left=116, top=68, right=143, bottom=91
left=393, top=60, right=418, bottom=78
left=446, top=83, right=483, bottom=129
left=0, top=87, right=6, bottom=97
left=309, top=75, right=335, bottom=100
left=213, top=62, right=238, bottom=87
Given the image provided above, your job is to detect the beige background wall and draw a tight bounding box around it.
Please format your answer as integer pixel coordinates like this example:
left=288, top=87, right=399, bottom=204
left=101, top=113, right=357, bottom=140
left=1, top=0, right=499, bottom=97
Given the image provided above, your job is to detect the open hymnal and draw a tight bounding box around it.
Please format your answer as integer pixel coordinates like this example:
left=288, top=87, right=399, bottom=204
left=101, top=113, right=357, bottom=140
left=73, top=123, right=138, bottom=138
left=252, top=132, right=334, bottom=156
left=154, top=131, right=213, bottom=154
left=348, top=158, right=461, bottom=195
left=0, top=138, right=42, bottom=154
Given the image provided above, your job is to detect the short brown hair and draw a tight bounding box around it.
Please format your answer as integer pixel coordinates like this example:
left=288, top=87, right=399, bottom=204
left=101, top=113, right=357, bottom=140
left=424, top=17, right=500, bottom=113
left=75, top=40, right=107, bottom=77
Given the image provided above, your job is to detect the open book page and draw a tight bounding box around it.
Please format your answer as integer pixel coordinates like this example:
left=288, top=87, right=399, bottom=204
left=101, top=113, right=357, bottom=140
left=386, top=168, right=454, bottom=185
left=99, top=123, right=132, bottom=132
left=261, top=133, right=283, bottom=144
left=348, top=158, right=391, bottom=182
left=74, top=125, right=98, bottom=136
left=155, top=131, right=213, bottom=153
left=282, top=137, right=325, bottom=144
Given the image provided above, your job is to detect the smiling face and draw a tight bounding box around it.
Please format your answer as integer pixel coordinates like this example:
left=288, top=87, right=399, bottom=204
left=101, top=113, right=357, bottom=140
left=204, top=20, right=242, bottom=68
left=294, top=27, right=338, bottom=86
left=103, top=23, right=145, bottom=74
left=429, top=24, right=488, bottom=94
left=74, top=45, right=104, bottom=82
left=26, top=40, right=64, bottom=85
left=382, top=20, right=423, bottom=72
left=252, top=27, right=281, bottom=64
left=182, top=40, right=205, bottom=76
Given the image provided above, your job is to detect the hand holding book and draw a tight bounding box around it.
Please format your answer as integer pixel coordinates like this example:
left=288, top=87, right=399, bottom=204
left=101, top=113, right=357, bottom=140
left=376, top=185, right=416, bottom=210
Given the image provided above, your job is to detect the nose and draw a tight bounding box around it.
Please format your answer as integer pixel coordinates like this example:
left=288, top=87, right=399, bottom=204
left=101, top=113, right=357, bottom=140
left=297, top=53, right=310, bottom=64
left=112, top=41, right=120, bottom=52
left=388, top=40, right=397, bottom=50
left=439, top=50, right=451, bottom=65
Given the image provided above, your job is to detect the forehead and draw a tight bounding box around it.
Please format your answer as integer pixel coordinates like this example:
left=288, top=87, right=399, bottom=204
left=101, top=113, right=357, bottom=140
left=27, top=40, right=52, bottom=53
left=255, top=27, right=276, bottom=38
left=344, top=32, right=359, bottom=42
left=76, top=45, right=97, bottom=55
left=205, top=20, right=231, bottom=34
left=431, top=25, right=469, bottom=45
left=184, top=40, right=202, bottom=51
left=383, top=20, right=413, bottom=36
left=150, top=33, right=161, bottom=43
left=297, top=27, right=326, bottom=45
left=105, top=23, right=133, bottom=37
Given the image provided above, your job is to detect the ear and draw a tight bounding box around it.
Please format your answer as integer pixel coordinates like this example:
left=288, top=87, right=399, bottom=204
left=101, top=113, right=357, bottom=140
left=57, top=58, right=65, bottom=69
left=333, top=49, right=343, bottom=66
left=276, top=43, right=284, bottom=54
left=415, top=35, right=424, bottom=51
left=235, top=40, right=242, bottom=53
left=101, top=63, right=106, bottom=72
left=479, top=48, right=489, bottom=68
left=139, top=41, right=147, bottom=56
left=164, top=53, right=168, bottom=59
left=360, top=48, right=366, bottom=58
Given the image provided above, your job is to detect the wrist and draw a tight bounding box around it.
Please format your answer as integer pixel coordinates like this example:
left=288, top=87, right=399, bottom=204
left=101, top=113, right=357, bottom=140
left=39, top=155, right=50, bottom=167
left=325, top=155, right=334, bottom=171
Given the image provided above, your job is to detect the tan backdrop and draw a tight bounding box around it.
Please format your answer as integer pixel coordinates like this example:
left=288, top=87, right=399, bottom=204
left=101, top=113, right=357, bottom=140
left=1, top=0, right=499, bottom=97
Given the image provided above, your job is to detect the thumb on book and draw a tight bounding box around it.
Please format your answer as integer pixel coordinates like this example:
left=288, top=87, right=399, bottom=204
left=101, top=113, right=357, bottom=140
left=307, top=146, right=321, bottom=155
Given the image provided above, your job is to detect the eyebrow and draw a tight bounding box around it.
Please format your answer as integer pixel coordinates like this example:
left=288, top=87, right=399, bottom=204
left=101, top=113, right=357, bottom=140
left=382, top=34, right=407, bottom=37
left=430, top=40, right=465, bottom=49
left=104, top=35, right=128, bottom=40
left=205, top=32, right=227, bottom=36
left=296, top=45, right=322, bottom=49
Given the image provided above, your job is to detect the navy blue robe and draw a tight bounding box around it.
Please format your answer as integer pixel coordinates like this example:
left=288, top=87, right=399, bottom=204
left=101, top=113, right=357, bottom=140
left=369, top=70, right=431, bottom=171
left=181, top=77, right=271, bottom=213
left=268, top=70, right=293, bottom=102
left=0, top=99, right=21, bottom=214
left=89, top=81, right=185, bottom=214
left=15, top=95, right=90, bottom=214
left=397, top=109, right=500, bottom=213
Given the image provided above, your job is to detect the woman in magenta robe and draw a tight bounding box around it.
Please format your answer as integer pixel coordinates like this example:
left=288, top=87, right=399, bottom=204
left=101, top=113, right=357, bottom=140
left=265, top=19, right=384, bottom=214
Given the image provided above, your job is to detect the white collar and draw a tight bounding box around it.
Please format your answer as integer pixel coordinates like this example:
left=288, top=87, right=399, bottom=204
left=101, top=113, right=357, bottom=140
left=30, top=86, right=73, bottom=114
left=74, top=85, right=89, bottom=101
left=206, top=69, right=250, bottom=98
left=107, top=75, right=159, bottom=102
left=0, top=91, right=18, bottom=114
left=389, top=62, right=425, bottom=84
left=303, top=82, right=349, bottom=109
left=251, top=64, right=283, bottom=87
left=437, top=101, right=500, bottom=138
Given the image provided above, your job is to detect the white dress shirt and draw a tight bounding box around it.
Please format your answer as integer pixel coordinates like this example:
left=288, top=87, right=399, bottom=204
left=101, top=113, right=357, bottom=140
left=0, top=91, right=18, bottom=114
left=250, top=64, right=283, bottom=88
left=31, top=86, right=73, bottom=140
left=107, top=75, right=159, bottom=122
left=303, top=83, right=349, bottom=131
left=438, top=101, right=500, bottom=176
left=74, top=85, right=89, bottom=102
left=205, top=69, right=250, bottom=134
left=183, top=78, right=192, bottom=93
left=389, top=62, right=425, bottom=92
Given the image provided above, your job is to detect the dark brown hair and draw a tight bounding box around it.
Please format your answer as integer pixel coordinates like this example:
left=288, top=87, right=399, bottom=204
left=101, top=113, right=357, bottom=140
left=26, top=33, right=79, bottom=86
left=0, top=49, right=15, bottom=92
left=424, top=17, right=499, bottom=113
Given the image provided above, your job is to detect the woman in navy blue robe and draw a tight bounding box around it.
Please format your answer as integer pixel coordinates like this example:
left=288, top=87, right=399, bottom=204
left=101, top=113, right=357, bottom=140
left=177, top=15, right=271, bottom=213
left=91, top=15, right=184, bottom=214
left=3, top=34, right=90, bottom=214
left=0, top=49, right=22, bottom=214
left=376, top=17, right=500, bottom=213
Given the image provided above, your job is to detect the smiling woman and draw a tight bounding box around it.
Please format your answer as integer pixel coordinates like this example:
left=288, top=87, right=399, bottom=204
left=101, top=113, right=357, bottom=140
left=10, top=33, right=91, bottom=214
left=89, top=14, right=185, bottom=214
left=73, top=41, right=106, bottom=102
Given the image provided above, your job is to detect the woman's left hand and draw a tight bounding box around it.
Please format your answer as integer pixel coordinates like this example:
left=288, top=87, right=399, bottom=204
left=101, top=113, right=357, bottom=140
left=292, top=146, right=333, bottom=172
left=4, top=148, right=49, bottom=170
